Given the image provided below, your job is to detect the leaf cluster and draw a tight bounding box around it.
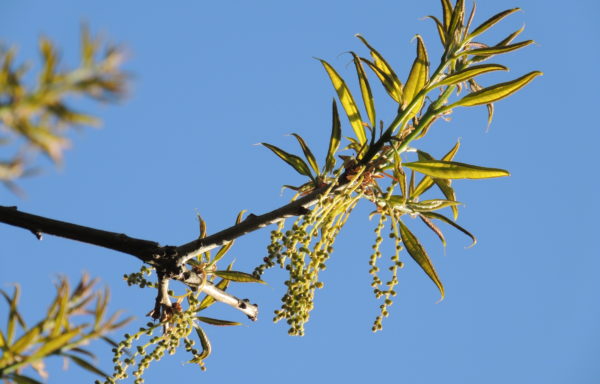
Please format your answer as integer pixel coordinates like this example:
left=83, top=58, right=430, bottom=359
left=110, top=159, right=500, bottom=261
left=0, top=274, right=132, bottom=384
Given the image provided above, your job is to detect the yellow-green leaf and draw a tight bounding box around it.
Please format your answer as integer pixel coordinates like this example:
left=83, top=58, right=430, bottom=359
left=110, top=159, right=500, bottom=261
left=419, top=214, right=446, bottom=247
left=7, top=374, right=43, bottom=384
left=291, top=133, right=320, bottom=177
left=195, top=325, right=211, bottom=360
left=213, top=271, right=266, bottom=284
left=355, top=35, right=403, bottom=103
left=404, top=160, right=510, bottom=179
left=318, top=59, right=367, bottom=146
left=398, top=221, right=444, bottom=300
left=471, top=26, right=525, bottom=63
left=426, top=15, right=447, bottom=46
left=325, top=100, right=341, bottom=173
left=469, top=8, right=521, bottom=39
left=31, top=328, right=82, bottom=359
left=440, top=0, right=453, bottom=30
left=197, top=317, right=242, bottom=327
left=436, top=64, right=507, bottom=87
left=350, top=52, right=376, bottom=128
left=408, top=199, right=460, bottom=213
left=261, top=143, right=314, bottom=180
left=461, top=40, right=534, bottom=57
left=10, top=325, right=41, bottom=355
left=450, top=71, right=542, bottom=107
left=422, top=212, right=476, bottom=247
left=404, top=35, right=429, bottom=109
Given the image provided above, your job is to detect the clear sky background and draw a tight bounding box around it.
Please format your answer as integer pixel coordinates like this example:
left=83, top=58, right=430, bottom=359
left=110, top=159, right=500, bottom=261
left=1, top=1, right=599, bottom=383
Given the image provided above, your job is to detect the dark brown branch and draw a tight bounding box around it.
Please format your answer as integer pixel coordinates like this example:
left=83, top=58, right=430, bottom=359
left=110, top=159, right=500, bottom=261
left=0, top=205, right=163, bottom=263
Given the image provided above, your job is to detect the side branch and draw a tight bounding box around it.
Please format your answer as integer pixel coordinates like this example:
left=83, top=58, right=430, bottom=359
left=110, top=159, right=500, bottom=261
left=0, top=205, right=162, bottom=263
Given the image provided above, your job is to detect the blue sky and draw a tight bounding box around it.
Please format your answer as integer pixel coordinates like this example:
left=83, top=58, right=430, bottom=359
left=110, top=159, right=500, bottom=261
left=1, top=0, right=599, bottom=383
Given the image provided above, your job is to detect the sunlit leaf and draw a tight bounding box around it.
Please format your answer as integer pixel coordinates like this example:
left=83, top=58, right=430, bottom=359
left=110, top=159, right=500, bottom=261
left=426, top=15, right=446, bottom=46
left=471, top=26, right=525, bottom=63
left=398, top=221, right=444, bottom=300
left=197, top=213, right=207, bottom=239
left=422, top=212, right=477, bottom=247
left=350, top=52, right=376, bottom=128
left=260, top=143, right=314, bottom=180
left=448, top=0, right=465, bottom=39
left=10, top=325, right=41, bottom=355
left=30, top=328, right=82, bottom=359
left=404, top=35, right=429, bottom=109
left=436, top=64, right=507, bottom=87
left=450, top=71, right=542, bottom=107
left=325, top=100, right=341, bottom=173
left=405, top=160, right=510, bottom=179
left=469, top=8, right=521, bottom=39
left=197, top=317, right=242, bottom=327
left=408, top=199, right=460, bottom=212
left=460, top=40, right=534, bottom=57
left=318, top=59, right=367, bottom=146
left=213, top=271, right=266, bottom=284
left=194, top=325, right=211, bottom=359
left=291, top=133, right=320, bottom=176
left=356, top=35, right=403, bottom=103
left=440, top=0, right=453, bottom=30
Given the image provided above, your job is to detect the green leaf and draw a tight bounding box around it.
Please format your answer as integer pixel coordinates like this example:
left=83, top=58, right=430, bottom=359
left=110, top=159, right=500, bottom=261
left=7, top=374, right=43, bottom=384
left=213, top=271, right=266, bottom=284
left=448, top=0, right=465, bottom=39
left=197, top=317, right=242, bottom=327
left=403, top=35, right=429, bottom=109
left=450, top=71, right=542, bottom=107
left=350, top=52, right=376, bottom=128
left=356, top=35, right=403, bottom=103
left=318, top=59, right=367, bottom=147
left=408, top=199, right=460, bottom=213
left=426, top=15, right=446, bottom=46
left=460, top=40, right=534, bottom=57
left=325, top=100, right=342, bottom=174
left=291, top=133, right=320, bottom=177
left=469, top=8, right=521, bottom=39
left=261, top=143, right=314, bottom=180
left=440, top=0, right=453, bottom=30
left=10, top=325, right=41, bottom=355
left=197, top=213, right=207, bottom=239
left=398, top=221, right=444, bottom=301
left=195, top=325, right=211, bottom=359
left=404, top=160, right=510, bottom=179
left=63, top=353, right=109, bottom=378
left=52, top=281, right=70, bottom=337
left=1, top=286, right=26, bottom=344
left=31, top=328, right=82, bottom=359
left=471, top=26, right=525, bottom=63
left=197, top=264, right=233, bottom=311
left=422, top=212, right=477, bottom=247
left=436, top=64, right=508, bottom=87
left=0, top=329, right=6, bottom=350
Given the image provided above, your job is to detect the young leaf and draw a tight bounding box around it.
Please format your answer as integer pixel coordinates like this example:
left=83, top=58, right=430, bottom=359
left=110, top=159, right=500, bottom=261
left=195, top=325, right=212, bottom=359
left=261, top=143, right=314, bottom=180
left=30, top=328, right=82, bottom=359
left=9, top=325, right=41, bottom=355
left=325, top=99, right=341, bottom=173
left=440, top=0, right=453, bottom=30
left=197, top=317, right=242, bottom=327
left=469, top=8, right=521, bottom=39
left=291, top=133, right=320, bottom=177
left=471, top=26, right=525, bottom=63
left=460, top=40, right=534, bottom=57
left=213, top=270, right=266, bottom=284
left=408, top=199, right=460, bottom=212
left=450, top=71, right=542, bottom=107
left=422, top=212, right=477, bottom=247
left=7, top=374, right=43, bottom=384
left=426, top=15, right=447, bottom=46
left=403, top=35, right=429, bottom=109
left=355, top=35, right=403, bottom=103
left=435, top=64, right=507, bottom=87
left=350, top=52, right=376, bottom=128
left=398, top=221, right=444, bottom=300
left=419, top=214, right=446, bottom=247
left=318, top=59, right=367, bottom=146
left=404, top=160, right=510, bottom=179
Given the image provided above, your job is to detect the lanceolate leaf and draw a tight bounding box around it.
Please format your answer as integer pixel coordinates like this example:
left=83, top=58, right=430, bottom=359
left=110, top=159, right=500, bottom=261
left=408, top=199, right=460, bottom=213
left=10, top=325, right=41, bottom=355
left=355, top=35, right=403, bottom=103
left=440, top=0, right=453, bottom=30
left=469, top=8, right=521, bottom=39
left=325, top=100, right=341, bottom=173
left=403, top=35, right=429, bottom=109
left=63, top=353, right=109, bottom=378
left=318, top=59, right=367, bottom=146
left=422, top=212, right=477, bottom=247
left=31, top=328, right=82, bottom=359
left=350, top=52, right=376, bottom=128
left=398, top=221, right=444, bottom=300
left=195, top=325, right=212, bottom=359
left=404, top=160, right=510, bottom=179
left=471, top=26, right=525, bottom=63
left=460, top=40, right=534, bottom=57
left=291, top=133, right=320, bottom=176
left=197, top=317, right=242, bottom=327
left=261, top=143, right=314, bottom=180
left=436, top=64, right=508, bottom=87
left=426, top=15, right=446, bottom=46
left=7, top=374, right=43, bottom=384
left=213, top=271, right=266, bottom=284
left=419, top=214, right=446, bottom=247
left=450, top=71, right=542, bottom=107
